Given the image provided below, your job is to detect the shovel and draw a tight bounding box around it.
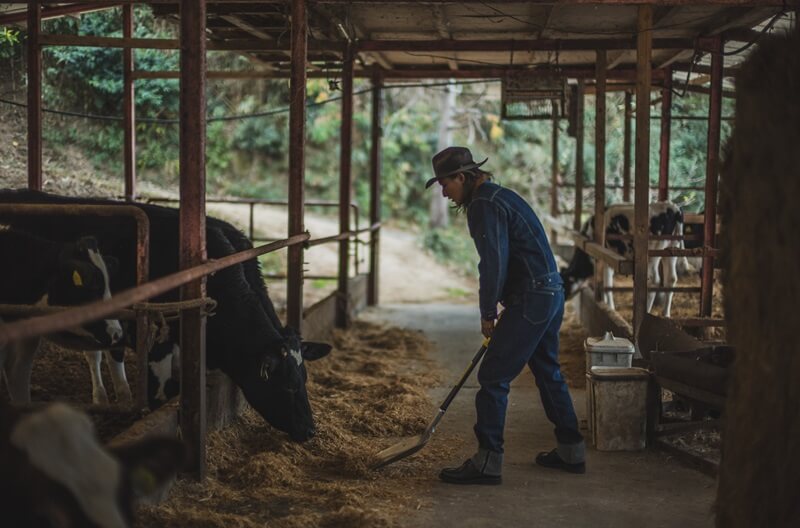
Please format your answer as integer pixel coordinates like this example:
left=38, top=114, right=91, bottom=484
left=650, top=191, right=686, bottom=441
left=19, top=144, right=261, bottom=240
left=372, top=338, right=489, bottom=469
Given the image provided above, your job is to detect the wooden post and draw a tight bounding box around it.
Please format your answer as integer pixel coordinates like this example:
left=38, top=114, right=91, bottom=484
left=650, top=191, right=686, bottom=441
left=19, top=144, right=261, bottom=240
left=178, top=0, right=207, bottom=480
left=701, top=36, right=723, bottom=318
left=367, top=68, right=382, bottom=306
left=623, top=90, right=632, bottom=203
left=658, top=66, right=673, bottom=202
left=634, top=5, right=653, bottom=340
left=287, top=0, right=307, bottom=331
left=574, top=79, right=585, bottom=231
left=337, top=44, right=354, bottom=327
left=594, top=50, right=607, bottom=303
left=27, top=3, right=42, bottom=191
left=123, top=4, right=136, bottom=201
left=550, top=104, right=559, bottom=242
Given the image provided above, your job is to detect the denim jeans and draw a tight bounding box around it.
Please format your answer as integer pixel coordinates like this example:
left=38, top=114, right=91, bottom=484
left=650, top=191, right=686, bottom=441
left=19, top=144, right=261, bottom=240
left=474, top=286, right=584, bottom=458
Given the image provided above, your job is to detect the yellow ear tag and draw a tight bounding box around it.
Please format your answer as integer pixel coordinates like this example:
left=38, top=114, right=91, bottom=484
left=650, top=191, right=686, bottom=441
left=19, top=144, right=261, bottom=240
left=72, top=270, right=83, bottom=287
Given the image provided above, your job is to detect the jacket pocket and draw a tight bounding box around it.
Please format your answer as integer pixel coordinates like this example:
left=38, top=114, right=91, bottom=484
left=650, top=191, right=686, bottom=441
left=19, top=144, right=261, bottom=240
left=522, top=289, right=557, bottom=325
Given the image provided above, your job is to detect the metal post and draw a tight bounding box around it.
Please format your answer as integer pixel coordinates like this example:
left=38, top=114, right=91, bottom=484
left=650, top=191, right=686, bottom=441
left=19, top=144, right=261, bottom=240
left=623, top=90, right=632, bottom=203
left=337, top=44, right=354, bottom=327
left=178, top=0, right=207, bottom=480
left=550, top=104, right=559, bottom=242
left=701, top=36, right=723, bottom=318
left=123, top=4, right=136, bottom=201
left=594, top=50, right=607, bottom=303
left=287, top=0, right=307, bottom=331
left=367, top=69, right=382, bottom=306
left=658, top=66, right=673, bottom=202
left=634, top=5, right=653, bottom=340
left=27, top=3, right=42, bottom=191
left=574, top=79, right=585, bottom=231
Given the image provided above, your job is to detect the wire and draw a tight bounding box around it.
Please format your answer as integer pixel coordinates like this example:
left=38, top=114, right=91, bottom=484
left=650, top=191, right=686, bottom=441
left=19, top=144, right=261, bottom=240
left=722, top=10, right=786, bottom=56
left=0, top=78, right=500, bottom=124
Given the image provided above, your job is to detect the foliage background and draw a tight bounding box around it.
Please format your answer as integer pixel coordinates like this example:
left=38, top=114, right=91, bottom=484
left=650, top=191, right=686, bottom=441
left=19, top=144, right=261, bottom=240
left=0, top=6, right=731, bottom=274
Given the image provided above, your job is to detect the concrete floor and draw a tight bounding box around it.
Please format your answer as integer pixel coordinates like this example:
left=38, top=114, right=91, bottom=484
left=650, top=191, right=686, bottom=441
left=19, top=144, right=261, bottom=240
left=360, top=303, right=716, bottom=528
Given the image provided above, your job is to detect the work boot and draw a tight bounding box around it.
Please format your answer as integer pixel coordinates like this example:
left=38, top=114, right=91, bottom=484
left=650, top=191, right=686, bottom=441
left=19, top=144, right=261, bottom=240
left=535, top=448, right=586, bottom=474
left=439, top=449, right=503, bottom=485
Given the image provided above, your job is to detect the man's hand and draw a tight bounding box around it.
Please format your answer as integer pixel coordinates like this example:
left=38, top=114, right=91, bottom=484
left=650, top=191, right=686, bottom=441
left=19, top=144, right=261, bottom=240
left=480, top=317, right=495, bottom=338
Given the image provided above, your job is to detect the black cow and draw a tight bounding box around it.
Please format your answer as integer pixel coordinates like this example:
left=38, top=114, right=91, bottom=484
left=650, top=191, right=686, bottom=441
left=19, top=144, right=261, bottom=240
left=560, top=201, right=685, bottom=317
left=0, top=229, right=124, bottom=403
left=0, top=402, right=185, bottom=528
left=0, top=189, right=331, bottom=442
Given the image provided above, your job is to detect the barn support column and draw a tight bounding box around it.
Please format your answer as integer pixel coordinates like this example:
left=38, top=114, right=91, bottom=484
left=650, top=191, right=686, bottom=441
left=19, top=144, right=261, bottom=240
left=550, top=103, right=559, bottom=243
left=367, top=68, right=382, bottom=307
left=700, top=36, right=723, bottom=318
left=123, top=4, right=136, bottom=201
left=623, top=90, right=632, bottom=202
left=178, top=0, right=208, bottom=480
left=633, top=5, right=653, bottom=341
left=27, top=3, right=42, bottom=191
left=573, top=79, right=585, bottom=231
left=594, top=50, right=607, bottom=303
left=658, top=66, right=673, bottom=201
left=287, top=0, right=307, bottom=331
left=336, top=44, right=354, bottom=327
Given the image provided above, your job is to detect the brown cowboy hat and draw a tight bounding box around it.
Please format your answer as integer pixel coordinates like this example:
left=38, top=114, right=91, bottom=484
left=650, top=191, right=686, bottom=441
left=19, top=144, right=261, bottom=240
left=425, top=146, right=489, bottom=188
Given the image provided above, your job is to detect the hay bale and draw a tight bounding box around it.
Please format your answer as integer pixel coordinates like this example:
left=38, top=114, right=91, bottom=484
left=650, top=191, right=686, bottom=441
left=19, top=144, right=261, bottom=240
left=716, top=31, right=800, bottom=527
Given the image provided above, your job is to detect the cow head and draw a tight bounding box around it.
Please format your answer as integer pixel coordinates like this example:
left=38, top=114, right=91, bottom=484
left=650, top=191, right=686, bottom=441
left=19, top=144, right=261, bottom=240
left=560, top=247, right=594, bottom=299
left=49, top=236, right=123, bottom=347
left=238, top=328, right=331, bottom=442
left=1, top=403, right=185, bottom=528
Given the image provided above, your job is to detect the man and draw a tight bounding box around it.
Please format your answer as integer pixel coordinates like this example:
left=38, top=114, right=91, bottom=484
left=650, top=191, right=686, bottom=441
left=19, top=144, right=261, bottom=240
left=426, top=146, right=585, bottom=485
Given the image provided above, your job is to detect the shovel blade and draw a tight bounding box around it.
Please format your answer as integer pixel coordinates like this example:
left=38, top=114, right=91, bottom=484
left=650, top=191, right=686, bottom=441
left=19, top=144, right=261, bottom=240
left=372, top=433, right=430, bottom=469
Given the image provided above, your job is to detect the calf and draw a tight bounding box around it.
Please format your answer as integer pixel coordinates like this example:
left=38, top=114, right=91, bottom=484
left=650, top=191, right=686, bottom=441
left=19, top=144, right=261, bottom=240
left=0, top=229, right=125, bottom=404
left=0, top=402, right=184, bottom=528
left=560, top=201, right=685, bottom=317
left=0, top=190, right=332, bottom=442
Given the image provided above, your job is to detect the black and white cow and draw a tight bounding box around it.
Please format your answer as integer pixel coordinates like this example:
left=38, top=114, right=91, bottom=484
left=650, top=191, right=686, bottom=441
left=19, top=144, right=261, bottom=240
left=560, top=201, right=685, bottom=317
left=0, top=189, right=331, bottom=442
left=0, top=402, right=185, bottom=528
left=0, top=229, right=125, bottom=403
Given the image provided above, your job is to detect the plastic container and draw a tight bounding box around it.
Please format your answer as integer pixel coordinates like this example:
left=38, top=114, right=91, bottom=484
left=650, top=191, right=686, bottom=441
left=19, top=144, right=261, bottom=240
left=588, top=366, right=650, bottom=451
left=584, top=331, right=635, bottom=370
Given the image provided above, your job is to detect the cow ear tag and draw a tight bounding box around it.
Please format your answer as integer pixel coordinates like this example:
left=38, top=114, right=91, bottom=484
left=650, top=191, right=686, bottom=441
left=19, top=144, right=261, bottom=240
left=72, top=270, right=83, bottom=287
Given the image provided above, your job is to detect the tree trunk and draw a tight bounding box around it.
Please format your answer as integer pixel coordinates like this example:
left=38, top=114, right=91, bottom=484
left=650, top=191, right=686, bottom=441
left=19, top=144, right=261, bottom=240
left=429, top=83, right=457, bottom=229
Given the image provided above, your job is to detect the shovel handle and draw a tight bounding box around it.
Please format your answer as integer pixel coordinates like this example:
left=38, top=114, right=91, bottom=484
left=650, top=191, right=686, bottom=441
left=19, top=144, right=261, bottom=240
left=439, top=338, right=490, bottom=413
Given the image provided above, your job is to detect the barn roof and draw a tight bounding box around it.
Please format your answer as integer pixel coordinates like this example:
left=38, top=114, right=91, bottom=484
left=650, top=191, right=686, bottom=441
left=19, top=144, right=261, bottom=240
left=0, top=2, right=796, bottom=82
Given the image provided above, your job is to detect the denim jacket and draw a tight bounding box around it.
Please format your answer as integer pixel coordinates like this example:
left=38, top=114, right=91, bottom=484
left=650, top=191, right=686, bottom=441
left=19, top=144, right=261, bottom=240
left=467, top=181, right=562, bottom=321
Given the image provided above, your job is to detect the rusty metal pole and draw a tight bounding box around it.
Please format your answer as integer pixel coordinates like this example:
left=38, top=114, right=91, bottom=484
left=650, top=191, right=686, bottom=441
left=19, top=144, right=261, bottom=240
left=287, top=0, right=307, bottom=331
left=550, top=103, right=559, bottom=243
left=574, top=79, right=585, bottom=231
left=27, top=3, right=42, bottom=191
left=337, top=44, right=354, bottom=327
left=178, top=0, right=207, bottom=480
left=634, top=5, right=653, bottom=341
left=658, top=66, right=673, bottom=202
left=701, top=36, right=723, bottom=318
left=595, top=50, right=607, bottom=303
left=123, top=5, right=136, bottom=201
left=367, top=68, right=382, bottom=306
left=623, top=90, right=632, bottom=203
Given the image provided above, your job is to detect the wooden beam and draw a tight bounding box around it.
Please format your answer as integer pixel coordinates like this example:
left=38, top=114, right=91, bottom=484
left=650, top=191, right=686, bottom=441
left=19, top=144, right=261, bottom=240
left=27, top=4, right=42, bottom=191
left=367, top=69, right=383, bottom=306
left=0, top=3, right=117, bottom=25
left=357, top=37, right=696, bottom=53
left=123, top=4, right=136, bottom=201
left=634, top=5, right=653, bottom=341
left=431, top=5, right=458, bottom=71
left=178, top=0, right=208, bottom=480
left=287, top=0, right=307, bottom=331
left=658, top=65, right=672, bottom=201
left=701, top=36, right=723, bottom=318
left=550, top=106, right=560, bottom=242
left=337, top=44, right=354, bottom=328
left=623, top=90, right=632, bottom=202
left=574, top=79, right=585, bottom=232
left=584, top=242, right=634, bottom=275
left=594, top=49, right=607, bottom=303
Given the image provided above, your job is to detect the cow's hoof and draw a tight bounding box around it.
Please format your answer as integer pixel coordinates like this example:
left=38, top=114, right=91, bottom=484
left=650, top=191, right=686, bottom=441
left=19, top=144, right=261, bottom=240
left=116, top=387, right=133, bottom=404
left=92, top=389, right=110, bottom=405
